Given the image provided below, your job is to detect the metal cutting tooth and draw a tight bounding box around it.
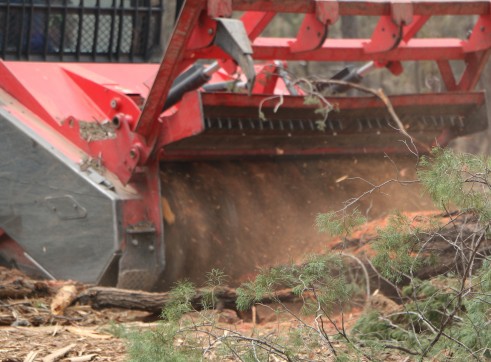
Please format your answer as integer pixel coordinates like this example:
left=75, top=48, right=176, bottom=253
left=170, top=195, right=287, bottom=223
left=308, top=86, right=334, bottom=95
left=449, top=115, right=456, bottom=127
left=357, top=119, right=363, bottom=132
left=331, top=119, right=341, bottom=131
left=375, top=118, right=383, bottom=129
left=278, top=120, right=284, bottom=130
left=458, top=116, right=465, bottom=128
left=204, top=112, right=471, bottom=134
left=278, top=120, right=284, bottom=131
left=307, top=119, right=314, bottom=130
left=328, top=120, right=335, bottom=131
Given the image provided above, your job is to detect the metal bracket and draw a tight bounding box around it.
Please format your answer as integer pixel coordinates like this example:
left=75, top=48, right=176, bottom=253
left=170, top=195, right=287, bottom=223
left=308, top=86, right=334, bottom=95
left=463, top=15, right=491, bottom=53
left=364, top=16, right=403, bottom=53
left=208, top=0, right=232, bottom=18
left=315, top=0, right=339, bottom=26
left=118, top=225, right=161, bottom=290
left=187, top=12, right=217, bottom=50
left=158, top=91, right=205, bottom=148
left=290, top=0, right=336, bottom=53
left=390, top=2, right=413, bottom=28
left=290, top=14, right=329, bottom=53
left=364, top=2, right=413, bottom=53
left=45, top=195, right=87, bottom=220
left=213, top=18, right=256, bottom=91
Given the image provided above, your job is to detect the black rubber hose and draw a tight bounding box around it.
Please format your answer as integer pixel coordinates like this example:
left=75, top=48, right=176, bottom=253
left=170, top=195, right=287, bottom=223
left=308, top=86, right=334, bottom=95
left=162, top=65, right=211, bottom=111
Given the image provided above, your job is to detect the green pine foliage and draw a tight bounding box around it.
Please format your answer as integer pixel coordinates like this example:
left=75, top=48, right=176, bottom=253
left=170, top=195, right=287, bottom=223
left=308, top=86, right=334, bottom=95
left=161, top=281, right=196, bottom=322
left=441, top=262, right=491, bottom=358
left=236, top=253, right=351, bottom=314
left=201, top=269, right=227, bottom=310
left=419, top=148, right=491, bottom=220
left=315, top=209, right=367, bottom=237
left=371, top=212, right=424, bottom=283
left=125, top=323, right=201, bottom=362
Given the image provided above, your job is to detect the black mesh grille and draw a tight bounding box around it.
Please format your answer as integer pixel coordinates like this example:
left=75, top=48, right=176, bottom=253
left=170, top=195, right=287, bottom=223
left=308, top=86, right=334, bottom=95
left=0, top=0, right=165, bottom=62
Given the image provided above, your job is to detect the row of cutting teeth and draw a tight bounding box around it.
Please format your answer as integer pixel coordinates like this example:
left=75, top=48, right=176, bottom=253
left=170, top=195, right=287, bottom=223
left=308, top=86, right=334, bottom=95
left=204, top=115, right=465, bottom=133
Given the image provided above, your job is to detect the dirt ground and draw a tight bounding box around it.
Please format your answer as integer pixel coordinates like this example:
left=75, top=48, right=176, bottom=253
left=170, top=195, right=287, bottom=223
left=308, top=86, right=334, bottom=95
left=0, top=291, right=406, bottom=362
left=0, top=290, right=354, bottom=361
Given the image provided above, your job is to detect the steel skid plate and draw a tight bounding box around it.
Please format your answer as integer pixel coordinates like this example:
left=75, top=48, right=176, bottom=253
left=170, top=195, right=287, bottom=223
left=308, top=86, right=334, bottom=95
left=0, top=95, right=164, bottom=289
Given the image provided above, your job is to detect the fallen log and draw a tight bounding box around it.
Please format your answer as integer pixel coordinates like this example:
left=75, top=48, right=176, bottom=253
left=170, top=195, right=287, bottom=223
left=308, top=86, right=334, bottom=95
left=76, top=286, right=298, bottom=314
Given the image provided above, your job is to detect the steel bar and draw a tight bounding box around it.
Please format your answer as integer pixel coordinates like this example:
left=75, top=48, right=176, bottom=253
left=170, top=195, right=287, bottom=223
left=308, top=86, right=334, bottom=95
left=136, top=0, right=205, bottom=138
left=186, top=38, right=467, bottom=62
left=230, top=0, right=491, bottom=16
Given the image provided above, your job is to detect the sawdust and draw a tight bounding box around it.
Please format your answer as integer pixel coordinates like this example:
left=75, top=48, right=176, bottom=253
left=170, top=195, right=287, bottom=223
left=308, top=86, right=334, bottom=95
left=0, top=283, right=152, bottom=361
left=78, top=121, right=116, bottom=142
left=0, top=325, right=126, bottom=361
left=159, top=154, right=433, bottom=289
